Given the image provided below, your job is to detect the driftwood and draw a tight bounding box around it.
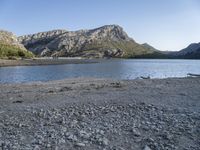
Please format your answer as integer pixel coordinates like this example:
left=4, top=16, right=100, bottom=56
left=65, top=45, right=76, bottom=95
left=140, top=76, right=150, bottom=79
left=187, top=73, right=200, bottom=77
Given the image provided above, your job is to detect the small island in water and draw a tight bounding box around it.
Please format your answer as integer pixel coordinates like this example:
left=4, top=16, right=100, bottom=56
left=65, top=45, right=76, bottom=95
left=0, top=1, right=200, bottom=149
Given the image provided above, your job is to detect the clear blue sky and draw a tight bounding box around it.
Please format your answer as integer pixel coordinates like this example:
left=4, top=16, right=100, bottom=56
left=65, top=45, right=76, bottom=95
left=0, top=0, right=200, bottom=51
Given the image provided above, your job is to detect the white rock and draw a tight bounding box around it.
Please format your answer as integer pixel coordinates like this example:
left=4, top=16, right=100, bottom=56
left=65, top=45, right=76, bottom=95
left=144, top=145, right=151, bottom=150
left=75, top=142, right=86, bottom=147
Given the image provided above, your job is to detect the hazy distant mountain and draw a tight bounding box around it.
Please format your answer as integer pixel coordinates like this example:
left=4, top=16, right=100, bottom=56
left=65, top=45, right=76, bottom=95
left=172, top=43, right=200, bottom=59
left=0, top=30, right=33, bottom=58
left=18, top=25, right=160, bottom=58
left=141, top=42, right=200, bottom=59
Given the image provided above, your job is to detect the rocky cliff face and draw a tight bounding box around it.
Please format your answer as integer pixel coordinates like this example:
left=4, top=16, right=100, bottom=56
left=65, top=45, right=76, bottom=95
left=0, top=30, right=26, bottom=50
left=18, top=25, right=155, bottom=58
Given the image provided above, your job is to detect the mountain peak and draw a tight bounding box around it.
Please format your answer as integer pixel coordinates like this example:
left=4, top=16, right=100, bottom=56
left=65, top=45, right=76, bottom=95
left=87, top=24, right=132, bottom=42
left=97, top=24, right=122, bottom=29
left=17, top=25, right=152, bottom=58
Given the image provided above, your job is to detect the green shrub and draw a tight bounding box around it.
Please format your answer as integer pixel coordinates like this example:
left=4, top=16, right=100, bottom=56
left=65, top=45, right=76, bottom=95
left=81, top=39, right=155, bottom=58
left=18, top=50, right=26, bottom=57
left=0, top=43, right=34, bottom=59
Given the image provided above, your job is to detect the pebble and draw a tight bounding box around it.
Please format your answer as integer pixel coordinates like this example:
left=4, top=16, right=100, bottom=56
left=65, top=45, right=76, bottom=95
left=0, top=96, right=198, bottom=150
left=34, top=145, right=40, bottom=150
left=75, top=142, right=86, bottom=147
left=79, top=130, right=91, bottom=139
left=144, top=145, right=152, bottom=150
left=67, top=134, right=78, bottom=142
left=101, top=137, right=109, bottom=146
left=131, top=128, right=141, bottom=136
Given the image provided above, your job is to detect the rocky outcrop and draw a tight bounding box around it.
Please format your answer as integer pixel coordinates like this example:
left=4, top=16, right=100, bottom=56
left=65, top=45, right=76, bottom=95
left=18, top=25, right=155, bottom=58
left=0, top=30, right=26, bottom=50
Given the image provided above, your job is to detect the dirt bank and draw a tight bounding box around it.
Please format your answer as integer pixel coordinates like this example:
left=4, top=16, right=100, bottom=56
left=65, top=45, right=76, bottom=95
left=0, top=58, right=98, bottom=67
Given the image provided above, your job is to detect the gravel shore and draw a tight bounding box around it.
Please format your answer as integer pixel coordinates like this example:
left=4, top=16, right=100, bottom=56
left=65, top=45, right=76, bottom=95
left=0, top=77, right=199, bottom=150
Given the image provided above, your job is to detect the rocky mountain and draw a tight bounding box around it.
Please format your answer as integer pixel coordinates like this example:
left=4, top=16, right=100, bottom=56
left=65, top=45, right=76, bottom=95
left=18, top=25, right=158, bottom=58
left=174, top=43, right=200, bottom=59
left=0, top=30, right=26, bottom=50
left=0, top=30, right=33, bottom=58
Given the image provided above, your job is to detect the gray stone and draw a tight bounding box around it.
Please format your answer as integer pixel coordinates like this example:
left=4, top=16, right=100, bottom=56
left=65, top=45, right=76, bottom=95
left=66, top=133, right=78, bottom=142
left=102, top=138, right=109, bottom=146
left=33, top=145, right=40, bottom=150
left=98, top=137, right=109, bottom=146
left=75, top=142, right=86, bottom=147
left=131, top=128, right=141, bottom=136
left=144, top=145, right=151, bottom=150
left=79, top=130, right=91, bottom=139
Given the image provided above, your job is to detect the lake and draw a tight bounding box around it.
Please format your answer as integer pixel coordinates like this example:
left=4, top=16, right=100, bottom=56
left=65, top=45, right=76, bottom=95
left=0, top=59, right=200, bottom=83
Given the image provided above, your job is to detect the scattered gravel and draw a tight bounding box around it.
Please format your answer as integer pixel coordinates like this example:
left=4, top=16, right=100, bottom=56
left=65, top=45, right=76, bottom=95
left=0, top=77, right=200, bottom=149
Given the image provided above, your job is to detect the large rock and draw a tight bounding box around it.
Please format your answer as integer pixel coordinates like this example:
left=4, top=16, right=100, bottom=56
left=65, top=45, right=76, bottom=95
left=18, top=25, right=156, bottom=58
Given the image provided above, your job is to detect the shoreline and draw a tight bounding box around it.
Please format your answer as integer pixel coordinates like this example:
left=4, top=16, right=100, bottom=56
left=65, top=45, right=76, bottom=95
left=0, top=58, right=99, bottom=67
left=1, top=58, right=200, bottom=67
left=0, top=77, right=199, bottom=149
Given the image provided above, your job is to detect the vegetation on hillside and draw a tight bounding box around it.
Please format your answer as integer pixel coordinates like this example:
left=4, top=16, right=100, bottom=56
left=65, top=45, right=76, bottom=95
left=80, top=39, right=157, bottom=58
left=0, top=43, right=34, bottom=59
left=131, top=51, right=170, bottom=59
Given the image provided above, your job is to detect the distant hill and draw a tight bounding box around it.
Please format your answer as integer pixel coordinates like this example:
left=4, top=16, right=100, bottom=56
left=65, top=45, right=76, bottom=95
left=173, top=43, right=200, bottom=59
left=18, top=25, right=162, bottom=58
left=0, top=30, right=34, bottom=59
left=134, top=43, right=168, bottom=59
left=142, top=43, right=160, bottom=51
left=141, top=42, right=200, bottom=59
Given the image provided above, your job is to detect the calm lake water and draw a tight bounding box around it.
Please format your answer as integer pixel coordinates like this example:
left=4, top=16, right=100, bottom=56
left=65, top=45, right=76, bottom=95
left=0, top=59, right=200, bottom=83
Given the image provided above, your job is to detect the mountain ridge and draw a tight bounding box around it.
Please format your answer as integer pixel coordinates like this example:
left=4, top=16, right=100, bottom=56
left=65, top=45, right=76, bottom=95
left=2, top=25, right=199, bottom=59
left=18, top=25, right=157, bottom=58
